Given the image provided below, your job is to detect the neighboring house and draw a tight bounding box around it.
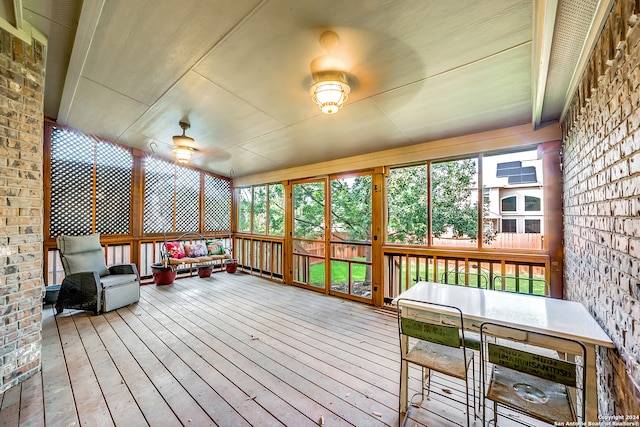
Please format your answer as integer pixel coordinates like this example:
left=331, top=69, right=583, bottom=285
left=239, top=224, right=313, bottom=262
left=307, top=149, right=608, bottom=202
left=482, top=151, right=544, bottom=249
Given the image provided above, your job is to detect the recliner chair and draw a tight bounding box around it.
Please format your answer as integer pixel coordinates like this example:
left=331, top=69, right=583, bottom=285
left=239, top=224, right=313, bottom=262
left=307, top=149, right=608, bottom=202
left=56, top=233, right=140, bottom=315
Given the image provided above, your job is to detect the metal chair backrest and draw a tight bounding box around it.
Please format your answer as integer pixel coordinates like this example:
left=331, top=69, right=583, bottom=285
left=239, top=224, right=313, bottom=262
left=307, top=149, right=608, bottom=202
left=397, top=298, right=466, bottom=348
left=400, top=316, right=461, bottom=348
left=486, top=342, right=577, bottom=387
left=480, top=322, right=586, bottom=422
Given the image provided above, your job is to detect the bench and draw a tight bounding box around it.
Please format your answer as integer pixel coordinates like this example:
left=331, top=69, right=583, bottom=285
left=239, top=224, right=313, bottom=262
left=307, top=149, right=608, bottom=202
left=162, top=233, right=231, bottom=276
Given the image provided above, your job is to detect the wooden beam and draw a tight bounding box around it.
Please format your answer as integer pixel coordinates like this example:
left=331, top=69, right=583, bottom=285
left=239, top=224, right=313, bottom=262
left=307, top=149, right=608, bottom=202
left=234, top=122, right=562, bottom=187
left=532, top=0, right=559, bottom=129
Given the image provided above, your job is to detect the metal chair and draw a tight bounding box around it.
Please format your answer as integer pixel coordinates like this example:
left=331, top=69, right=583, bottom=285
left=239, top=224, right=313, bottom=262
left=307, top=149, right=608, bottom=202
left=492, top=275, right=549, bottom=296
left=397, top=298, right=476, bottom=427
left=441, top=269, right=489, bottom=289
left=480, top=322, right=586, bottom=426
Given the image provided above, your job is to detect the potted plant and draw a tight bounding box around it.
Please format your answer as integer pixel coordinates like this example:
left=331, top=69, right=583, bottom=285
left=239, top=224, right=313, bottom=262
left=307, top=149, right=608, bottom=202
left=151, top=246, right=176, bottom=285
left=151, top=262, right=176, bottom=285
left=197, top=264, right=213, bottom=278
left=224, top=259, right=238, bottom=273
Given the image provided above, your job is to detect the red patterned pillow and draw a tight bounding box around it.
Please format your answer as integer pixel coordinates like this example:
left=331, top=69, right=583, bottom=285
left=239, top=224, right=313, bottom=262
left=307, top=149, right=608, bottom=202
left=165, top=241, right=185, bottom=259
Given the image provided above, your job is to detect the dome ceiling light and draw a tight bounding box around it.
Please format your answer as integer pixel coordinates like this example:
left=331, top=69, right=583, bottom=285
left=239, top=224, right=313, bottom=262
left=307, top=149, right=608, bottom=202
left=309, top=31, right=351, bottom=115
left=172, top=121, right=197, bottom=164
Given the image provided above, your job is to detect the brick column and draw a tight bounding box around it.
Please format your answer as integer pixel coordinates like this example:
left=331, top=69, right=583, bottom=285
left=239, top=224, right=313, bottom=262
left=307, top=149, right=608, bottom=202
left=0, top=29, right=46, bottom=393
left=562, top=0, right=640, bottom=415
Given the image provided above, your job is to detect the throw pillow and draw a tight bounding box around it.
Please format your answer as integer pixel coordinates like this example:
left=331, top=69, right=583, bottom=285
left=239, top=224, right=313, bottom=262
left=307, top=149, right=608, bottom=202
left=165, top=241, right=185, bottom=259
left=185, top=242, right=208, bottom=257
left=206, top=240, right=225, bottom=255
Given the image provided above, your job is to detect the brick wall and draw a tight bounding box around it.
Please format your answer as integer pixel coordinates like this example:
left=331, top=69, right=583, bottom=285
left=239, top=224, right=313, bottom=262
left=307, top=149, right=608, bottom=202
left=563, top=0, right=640, bottom=414
left=0, top=28, right=45, bottom=393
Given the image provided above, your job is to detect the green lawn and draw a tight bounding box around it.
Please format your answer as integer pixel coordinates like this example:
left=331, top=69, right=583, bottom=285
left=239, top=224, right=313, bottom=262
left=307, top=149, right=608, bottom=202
left=397, top=265, right=547, bottom=296
left=307, top=260, right=546, bottom=296
left=309, top=260, right=367, bottom=284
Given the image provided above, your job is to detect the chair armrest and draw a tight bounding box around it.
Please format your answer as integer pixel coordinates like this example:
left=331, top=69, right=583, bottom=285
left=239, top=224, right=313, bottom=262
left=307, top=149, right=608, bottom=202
left=62, top=271, right=101, bottom=288
left=108, top=263, right=139, bottom=277
left=57, top=271, right=102, bottom=314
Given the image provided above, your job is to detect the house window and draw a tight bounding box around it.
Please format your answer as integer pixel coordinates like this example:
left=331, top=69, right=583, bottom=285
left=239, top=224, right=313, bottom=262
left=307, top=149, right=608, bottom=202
left=525, top=195, right=541, bottom=211
left=502, top=219, right=517, bottom=233
left=501, top=196, right=517, bottom=212
left=237, top=183, right=285, bottom=236
left=238, top=187, right=252, bottom=233
left=253, top=185, right=267, bottom=234
left=268, top=183, right=285, bottom=236
left=525, top=219, right=541, bottom=233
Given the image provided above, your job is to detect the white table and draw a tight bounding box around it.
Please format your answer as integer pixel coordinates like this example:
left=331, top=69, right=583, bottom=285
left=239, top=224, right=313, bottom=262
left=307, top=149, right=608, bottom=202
left=393, top=282, right=614, bottom=422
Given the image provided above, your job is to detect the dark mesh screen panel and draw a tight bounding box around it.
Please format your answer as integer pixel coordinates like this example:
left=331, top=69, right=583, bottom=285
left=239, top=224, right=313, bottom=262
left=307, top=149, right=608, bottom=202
left=143, top=156, right=175, bottom=234
left=204, top=174, right=231, bottom=231
left=50, top=128, right=133, bottom=237
left=96, top=142, right=132, bottom=235
left=175, top=166, right=200, bottom=232
left=50, top=128, right=93, bottom=237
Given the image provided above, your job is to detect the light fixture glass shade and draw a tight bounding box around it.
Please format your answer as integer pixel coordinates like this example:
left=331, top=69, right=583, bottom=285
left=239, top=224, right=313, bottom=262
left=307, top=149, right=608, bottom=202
left=310, top=79, right=350, bottom=114
left=172, top=121, right=196, bottom=164
left=173, top=146, right=193, bottom=164
left=172, top=134, right=194, bottom=146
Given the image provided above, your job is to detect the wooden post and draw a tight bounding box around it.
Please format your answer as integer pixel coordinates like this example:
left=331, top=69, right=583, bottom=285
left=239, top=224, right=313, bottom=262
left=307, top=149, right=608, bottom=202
left=539, top=140, right=563, bottom=299
left=371, top=167, right=386, bottom=307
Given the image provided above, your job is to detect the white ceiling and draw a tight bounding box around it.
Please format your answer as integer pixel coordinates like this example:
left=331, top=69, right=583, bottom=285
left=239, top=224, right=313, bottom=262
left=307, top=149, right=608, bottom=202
left=12, top=0, right=611, bottom=178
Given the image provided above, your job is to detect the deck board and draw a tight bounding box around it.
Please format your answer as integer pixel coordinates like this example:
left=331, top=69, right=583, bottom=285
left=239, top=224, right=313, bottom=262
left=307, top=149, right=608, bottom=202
left=40, top=309, right=79, bottom=427
left=1, top=273, right=547, bottom=426
left=16, top=373, right=44, bottom=427
left=87, top=314, right=180, bottom=426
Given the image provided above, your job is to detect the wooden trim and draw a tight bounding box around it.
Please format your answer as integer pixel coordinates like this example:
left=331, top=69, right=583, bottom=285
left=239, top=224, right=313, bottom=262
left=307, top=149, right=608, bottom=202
left=283, top=181, right=293, bottom=284
left=382, top=245, right=550, bottom=264
left=477, top=153, right=484, bottom=250
left=233, top=122, right=561, bottom=187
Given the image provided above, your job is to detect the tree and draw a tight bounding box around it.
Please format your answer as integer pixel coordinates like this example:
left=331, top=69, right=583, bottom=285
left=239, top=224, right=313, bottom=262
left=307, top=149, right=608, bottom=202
left=386, top=165, right=429, bottom=244
left=237, top=183, right=285, bottom=236
left=387, top=159, right=492, bottom=244
left=431, top=159, right=478, bottom=239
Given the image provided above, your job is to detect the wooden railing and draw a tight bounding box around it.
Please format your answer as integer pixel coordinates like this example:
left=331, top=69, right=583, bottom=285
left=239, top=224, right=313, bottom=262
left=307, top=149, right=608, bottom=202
left=383, top=246, right=550, bottom=304
left=234, top=235, right=284, bottom=282
left=45, top=234, right=232, bottom=285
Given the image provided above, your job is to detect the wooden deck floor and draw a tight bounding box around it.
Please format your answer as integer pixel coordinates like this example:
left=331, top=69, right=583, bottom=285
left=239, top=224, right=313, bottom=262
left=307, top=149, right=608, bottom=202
left=1, top=273, right=542, bottom=427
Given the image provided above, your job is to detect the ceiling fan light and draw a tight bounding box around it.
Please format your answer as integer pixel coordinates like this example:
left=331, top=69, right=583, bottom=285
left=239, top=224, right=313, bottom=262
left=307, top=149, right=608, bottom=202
left=173, top=145, right=194, bottom=164
left=310, top=79, right=350, bottom=114
left=171, top=121, right=197, bottom=164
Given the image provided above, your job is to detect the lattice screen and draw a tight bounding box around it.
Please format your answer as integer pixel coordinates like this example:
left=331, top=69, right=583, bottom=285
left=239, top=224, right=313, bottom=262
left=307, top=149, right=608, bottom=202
left=49, top=128, right=133, bottom=237
left=96, top=141, right=132, bottom=235
left=143, top=156, right=174, bottom=234
left=204, top=174, right=231, bottom=231
left=50, top=128, right=93, bottom=236
left=175, top=166, right=200, bottom=232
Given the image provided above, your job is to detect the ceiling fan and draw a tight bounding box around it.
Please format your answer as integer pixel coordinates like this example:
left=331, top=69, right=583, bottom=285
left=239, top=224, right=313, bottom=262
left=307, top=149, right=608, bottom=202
left=308, top=31, right=354, bottom=115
